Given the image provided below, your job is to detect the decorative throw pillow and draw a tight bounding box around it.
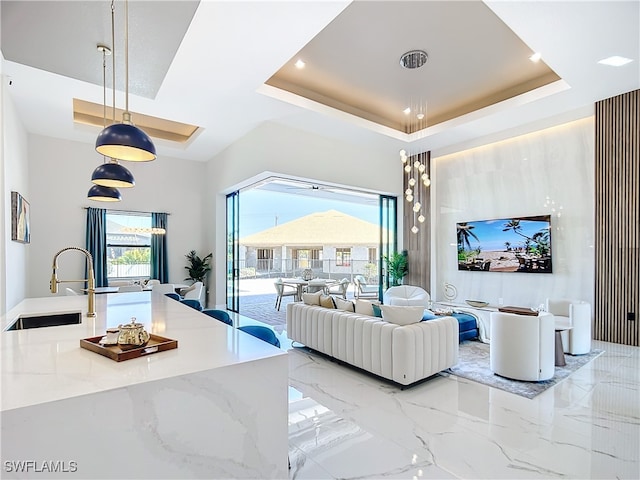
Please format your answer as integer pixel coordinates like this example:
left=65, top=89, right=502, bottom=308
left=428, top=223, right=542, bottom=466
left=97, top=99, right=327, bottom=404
left=379, top=305, right=425, bottom=325
left=334, top=297, right=355, bottom=312
left=422, top=310, right=438, bottom=321
left=302, top=291, right=322, bottom=306
left=354, top=299, right=380, bottom=316
left=319, top=294, right=336, bottom=309
left=371, top=304, right=383, bottom=318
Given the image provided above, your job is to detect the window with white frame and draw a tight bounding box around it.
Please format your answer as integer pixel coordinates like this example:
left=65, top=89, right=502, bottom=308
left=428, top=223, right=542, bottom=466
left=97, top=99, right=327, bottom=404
left=106, top=212, right=152, bottom=282
left=336, top=248, right=352, bottom=267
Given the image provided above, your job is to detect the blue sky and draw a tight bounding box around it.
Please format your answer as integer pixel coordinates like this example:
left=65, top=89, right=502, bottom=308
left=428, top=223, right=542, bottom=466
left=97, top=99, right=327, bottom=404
left=459, top=218, right=551, bottom=251
left=239, top=189, right=379, bottom=236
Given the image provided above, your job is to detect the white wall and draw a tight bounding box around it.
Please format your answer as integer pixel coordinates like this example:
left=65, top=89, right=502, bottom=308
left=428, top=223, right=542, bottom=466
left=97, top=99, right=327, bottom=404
left=206, top=122, right=401, bottom=306
left=26, top=134, right=207, bottom=298
left=433, top=117, right=595, bottom=308
left=2, top=78, right=30, bottom=311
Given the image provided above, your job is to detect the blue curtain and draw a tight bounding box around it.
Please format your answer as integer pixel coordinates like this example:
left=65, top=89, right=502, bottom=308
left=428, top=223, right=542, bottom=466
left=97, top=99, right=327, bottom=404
left=151, top=212, right=168, bottom=283
left=85, top=207, right=108, bottom=287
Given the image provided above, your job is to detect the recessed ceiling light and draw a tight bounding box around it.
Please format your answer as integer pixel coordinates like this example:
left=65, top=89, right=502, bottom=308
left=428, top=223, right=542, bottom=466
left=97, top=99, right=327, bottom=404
left=294, top=59, right=306, bottom=69
left=529, top=52, right=542, bottom=62
left=403, top=107, right=411, bottom=115
left=416, top=113, right=425, bottom=120
left=598, top=55, right=633, bottom=67
left=400, top=50, right=428, bottom=69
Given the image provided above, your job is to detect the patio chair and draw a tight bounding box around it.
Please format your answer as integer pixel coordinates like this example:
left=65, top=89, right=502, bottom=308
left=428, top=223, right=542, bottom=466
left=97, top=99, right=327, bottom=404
left=304, top=279, right=328, bottom=294
left=354, top=275, right=378, bottom=299
left=327, top=278, right=350, bottom=299
left=274, top=280, right=297, bottom=311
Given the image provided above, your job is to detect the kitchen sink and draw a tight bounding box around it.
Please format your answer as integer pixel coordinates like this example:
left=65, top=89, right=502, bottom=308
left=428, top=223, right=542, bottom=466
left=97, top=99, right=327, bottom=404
left=6, top=312, right=82, bottom=331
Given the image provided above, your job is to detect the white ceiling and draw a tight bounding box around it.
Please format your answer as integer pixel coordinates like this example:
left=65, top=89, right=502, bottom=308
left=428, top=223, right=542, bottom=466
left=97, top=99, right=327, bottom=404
left=2, top=1, right=639, bottom=164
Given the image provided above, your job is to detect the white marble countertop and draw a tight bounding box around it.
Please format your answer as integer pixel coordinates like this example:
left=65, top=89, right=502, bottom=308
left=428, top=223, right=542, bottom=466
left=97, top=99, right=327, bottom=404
left=1, top=292, right=285, bottom=411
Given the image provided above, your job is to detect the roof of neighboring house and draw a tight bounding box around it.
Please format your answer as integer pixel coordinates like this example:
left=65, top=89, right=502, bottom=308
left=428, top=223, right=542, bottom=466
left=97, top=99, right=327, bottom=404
left=241, top=210, right=383, bottom=247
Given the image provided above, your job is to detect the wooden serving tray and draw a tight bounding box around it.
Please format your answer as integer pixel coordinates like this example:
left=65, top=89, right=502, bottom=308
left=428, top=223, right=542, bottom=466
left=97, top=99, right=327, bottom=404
left=498, top=306, right=538, bottom=316
left=80, top=334, right=178, bottom=362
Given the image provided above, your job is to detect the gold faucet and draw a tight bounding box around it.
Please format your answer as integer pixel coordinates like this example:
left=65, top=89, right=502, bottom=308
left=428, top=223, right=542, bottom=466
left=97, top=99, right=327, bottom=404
left=50, top=247, right=96, bottom=317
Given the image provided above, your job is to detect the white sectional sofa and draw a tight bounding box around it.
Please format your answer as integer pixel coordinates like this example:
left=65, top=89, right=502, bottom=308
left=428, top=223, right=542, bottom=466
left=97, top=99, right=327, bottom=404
left=286, top=302, right=459, bottom=386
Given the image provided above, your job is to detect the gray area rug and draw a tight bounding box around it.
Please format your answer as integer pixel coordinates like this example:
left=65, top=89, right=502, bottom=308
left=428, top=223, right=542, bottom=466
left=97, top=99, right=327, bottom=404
left=447, top=341, right=604, bottom=399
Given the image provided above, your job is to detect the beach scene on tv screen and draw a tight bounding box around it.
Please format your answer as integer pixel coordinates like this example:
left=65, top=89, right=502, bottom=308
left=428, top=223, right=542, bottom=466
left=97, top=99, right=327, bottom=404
left=457, top=216, right=552, bottom=273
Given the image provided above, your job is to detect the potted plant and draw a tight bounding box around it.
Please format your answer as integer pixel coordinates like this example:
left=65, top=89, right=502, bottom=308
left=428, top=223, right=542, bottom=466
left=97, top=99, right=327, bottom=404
left=184, top=250, right=212, bottom=284
left=384, top=250, right=408, bottom=286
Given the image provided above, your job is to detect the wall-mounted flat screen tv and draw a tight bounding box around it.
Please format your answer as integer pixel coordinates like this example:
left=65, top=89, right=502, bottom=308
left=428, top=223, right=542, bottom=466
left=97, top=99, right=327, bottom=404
left=457, top=215, right=552, bottom=273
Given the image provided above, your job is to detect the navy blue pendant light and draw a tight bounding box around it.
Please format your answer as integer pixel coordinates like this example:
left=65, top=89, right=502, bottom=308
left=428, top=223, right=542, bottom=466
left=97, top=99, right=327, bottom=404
left=95, top=0, right=156, bottom=162
left=91, top=41, right=136, bottom=190
left=91, top=161, right=135, bottom=188
left=87, top=185, right=122, bottom=202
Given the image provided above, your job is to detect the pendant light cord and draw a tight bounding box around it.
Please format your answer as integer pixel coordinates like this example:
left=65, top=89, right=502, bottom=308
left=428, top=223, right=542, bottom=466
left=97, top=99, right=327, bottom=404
left=102, top=49, right=107, bottom=129
left=124, top=0, right=130, bottom=115
left=111, top=0, right=116, bottom=123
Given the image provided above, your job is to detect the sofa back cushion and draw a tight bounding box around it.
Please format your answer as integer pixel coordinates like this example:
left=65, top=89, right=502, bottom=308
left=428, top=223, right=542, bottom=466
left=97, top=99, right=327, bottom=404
left=379, top=305, right=425, bottom=325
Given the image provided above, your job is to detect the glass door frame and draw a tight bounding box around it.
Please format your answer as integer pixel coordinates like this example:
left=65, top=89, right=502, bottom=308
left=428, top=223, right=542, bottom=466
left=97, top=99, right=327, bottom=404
left=226, top=191, right=240, bottom=312
left=379, top=195, right=398, bottom=297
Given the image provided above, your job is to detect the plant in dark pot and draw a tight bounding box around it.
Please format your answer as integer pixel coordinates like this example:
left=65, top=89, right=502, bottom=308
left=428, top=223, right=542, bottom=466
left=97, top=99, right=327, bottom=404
left=384, top=250, right=408, bottom=287
left=184, top=250, right=212, bottom=283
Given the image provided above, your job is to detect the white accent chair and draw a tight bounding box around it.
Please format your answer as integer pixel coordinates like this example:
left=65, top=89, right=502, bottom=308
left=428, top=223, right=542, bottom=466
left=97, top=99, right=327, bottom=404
left=152, top=283, right=176, bottom=295
left=490, top=311, right=555, bottom=381
left=118, top=285, right=143, bottom=292
left=146, top=279, right=160, bottom=287
left=182, top=281, right=203, bottom=301
left=65, top=288, right=81, bottom=296
left=383, top=285, right=430, bottom=307
left=546, top=298, right=592, bottom=355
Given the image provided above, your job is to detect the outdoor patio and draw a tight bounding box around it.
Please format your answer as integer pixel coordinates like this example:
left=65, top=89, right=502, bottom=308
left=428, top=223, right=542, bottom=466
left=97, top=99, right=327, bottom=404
left=237, top=278, right=358, bottom=327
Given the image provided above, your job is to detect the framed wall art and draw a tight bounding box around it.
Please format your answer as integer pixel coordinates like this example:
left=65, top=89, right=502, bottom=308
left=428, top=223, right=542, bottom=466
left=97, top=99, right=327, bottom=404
left=11, top=191, right=30, bottom=243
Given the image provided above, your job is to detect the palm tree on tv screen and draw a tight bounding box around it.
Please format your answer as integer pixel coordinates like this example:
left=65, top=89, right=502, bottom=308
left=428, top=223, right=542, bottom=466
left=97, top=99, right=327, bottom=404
left=457, top=223, right=479, bottom=250
left=502, top=219, right=531, bottom=240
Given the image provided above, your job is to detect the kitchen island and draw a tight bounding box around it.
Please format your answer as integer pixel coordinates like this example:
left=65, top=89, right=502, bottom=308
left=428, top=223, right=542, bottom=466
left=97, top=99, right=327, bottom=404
left=1, top=292, right=288, bottom=478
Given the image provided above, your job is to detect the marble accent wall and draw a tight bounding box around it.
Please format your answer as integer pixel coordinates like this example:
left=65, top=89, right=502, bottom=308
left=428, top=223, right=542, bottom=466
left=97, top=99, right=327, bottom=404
left=433, top=117, right=594, bottom=309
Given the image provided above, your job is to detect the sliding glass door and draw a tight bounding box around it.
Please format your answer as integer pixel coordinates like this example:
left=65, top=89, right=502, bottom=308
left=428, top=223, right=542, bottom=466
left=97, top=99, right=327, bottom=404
left=225, top=181, right=397, bottom=310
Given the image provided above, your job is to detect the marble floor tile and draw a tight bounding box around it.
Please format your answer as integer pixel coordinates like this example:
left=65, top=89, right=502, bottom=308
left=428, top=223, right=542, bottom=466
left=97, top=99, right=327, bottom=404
left=287, top=339, right=640, bottom=479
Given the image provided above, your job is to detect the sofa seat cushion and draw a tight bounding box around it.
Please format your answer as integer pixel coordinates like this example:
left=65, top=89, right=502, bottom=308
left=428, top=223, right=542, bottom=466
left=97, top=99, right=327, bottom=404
left=423, top=312, right=478, bottom=342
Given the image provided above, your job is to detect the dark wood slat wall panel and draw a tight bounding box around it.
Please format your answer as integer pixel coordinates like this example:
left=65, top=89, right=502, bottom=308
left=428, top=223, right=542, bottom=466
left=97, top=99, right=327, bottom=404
left=595, top=89, right=640, bottom=346
left=403, top=151, right=431, bottom=294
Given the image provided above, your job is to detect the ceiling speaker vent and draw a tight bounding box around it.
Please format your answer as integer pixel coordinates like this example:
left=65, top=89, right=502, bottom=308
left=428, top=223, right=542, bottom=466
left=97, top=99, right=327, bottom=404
left=400, top=50, right=428, bottom=69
